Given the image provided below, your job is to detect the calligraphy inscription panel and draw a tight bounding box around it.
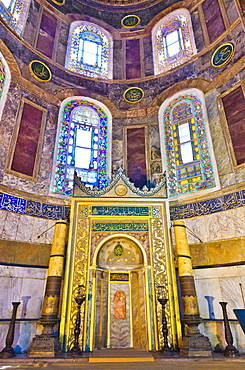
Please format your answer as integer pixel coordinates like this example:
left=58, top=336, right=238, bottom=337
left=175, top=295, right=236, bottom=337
left=29, top=60, right=52, bottom=82
left=121, top=15, right=140, bottom=28
left=211, top=43, right=234, bottom=68
left=123, top=87, right=144, bottom=103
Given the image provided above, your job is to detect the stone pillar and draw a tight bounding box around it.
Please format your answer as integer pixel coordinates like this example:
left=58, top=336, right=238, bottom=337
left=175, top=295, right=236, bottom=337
left=173, top=221, right=212, bottom=356
left=28, top=220, right=68, bottom=357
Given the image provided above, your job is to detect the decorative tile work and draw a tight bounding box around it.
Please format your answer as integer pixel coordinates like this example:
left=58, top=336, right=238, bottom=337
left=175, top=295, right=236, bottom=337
left=0, top=191, right=69, bottom=220
left=170, top=189, right=245, bottom=220
left=92, top=222, right=148, bottom=232
left=91, top=205, right=150, bottom=216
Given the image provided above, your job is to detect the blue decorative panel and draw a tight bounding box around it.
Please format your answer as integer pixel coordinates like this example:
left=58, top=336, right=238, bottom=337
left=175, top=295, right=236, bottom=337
left=91, top=206, right=150, bottom=217
left=0, top=191, right=69, bottom=220
left=110, top=273, right=129, bottom=282
left=170, top=189, right=245, bottom=220
left=92, top=222, right=148, bottom=232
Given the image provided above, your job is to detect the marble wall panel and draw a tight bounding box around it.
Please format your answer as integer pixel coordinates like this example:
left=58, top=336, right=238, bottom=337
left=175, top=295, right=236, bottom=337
left=0, top=82, right=59, bottom=197
left=223, top=0, right=239, bottom=24
left=194, top=266, right=245, bottom=323
left=1, top=212, right=19, bottom=240
left=199, top=321, right=245, bottom=353
left=0, top=265, right=47, bottom=319
left=0, top=209, right=54, bottom=244
left=0, top=321, right=42, bottom=353
left=184, top=205, right=245, bottom=244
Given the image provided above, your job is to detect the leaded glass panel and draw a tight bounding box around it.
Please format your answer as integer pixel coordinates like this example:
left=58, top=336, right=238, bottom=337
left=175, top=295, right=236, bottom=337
left=153, top=11, right=196, bottom=74
left=67, top=24, right=111, bottom=79
left=0, top=58, right=6, bottom=101
left=163, top=96, right=216, bottom=196
left=54, top=100, right=109, bottom=196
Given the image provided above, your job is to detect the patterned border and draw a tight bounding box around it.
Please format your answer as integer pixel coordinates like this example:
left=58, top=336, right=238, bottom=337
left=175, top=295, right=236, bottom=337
left=170, top=189, right=245, bottom=220
left=0, top=191, right=69, bottom=220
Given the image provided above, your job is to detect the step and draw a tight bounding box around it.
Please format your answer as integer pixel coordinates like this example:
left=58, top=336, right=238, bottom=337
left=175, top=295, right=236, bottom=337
left=89, top=348, right=154, bottom=363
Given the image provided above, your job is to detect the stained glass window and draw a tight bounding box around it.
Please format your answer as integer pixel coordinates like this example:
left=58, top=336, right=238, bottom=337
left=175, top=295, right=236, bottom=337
left=66, top=22, right=112, bottom=79
left=53, top=98, right=111, bottom=196
left=0, top=52, right=11, bottom=121
left=0, top=0, right=25, bottom=33
left=152, top=9, right=196, bottom=74
left=0, top=57, right=6, bottom=101
left=160, top=90, right=219, bottom=197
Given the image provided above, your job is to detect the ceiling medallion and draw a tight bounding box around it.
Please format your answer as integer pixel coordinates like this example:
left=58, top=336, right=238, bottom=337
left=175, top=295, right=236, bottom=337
left=29, top=60, right=52, bottom=82
left=121, top=15, right=140, bottom=28
left=123, top=87, right=144, bottom=103
left=211, top=43, right=234, bottom=68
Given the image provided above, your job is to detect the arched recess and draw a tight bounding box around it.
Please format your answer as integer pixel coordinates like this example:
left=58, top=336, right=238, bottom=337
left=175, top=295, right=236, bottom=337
left=91, top=234, right=150, bottom=350
left=51, top=96, right=112, bottom=197
left=0, top=51, right=11, bottom=122
left=152, top=8, right=197, bottom=75
left=65, top=20, right=113, bottom=79
left=159, top=88, right=220, bottom=199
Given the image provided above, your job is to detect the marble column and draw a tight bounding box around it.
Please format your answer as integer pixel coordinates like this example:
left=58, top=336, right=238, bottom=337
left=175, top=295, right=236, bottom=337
left=173, top=221, right=212, bottom=356
left=28, top=220, right=68, bottom=357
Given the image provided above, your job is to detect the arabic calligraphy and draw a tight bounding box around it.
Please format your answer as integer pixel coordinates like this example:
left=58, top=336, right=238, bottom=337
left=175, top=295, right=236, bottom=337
left=0, top=191, right=69, bottom=220
left=170, top=189, right=245, bottom=220
left=211, top=43, right=234, bottom=68
left=29, top=61, right=52, bottom=82
left=110, top=273, right=129, bottom=282
left=92, top=222, right=149, bottom=232
left=91, top=206, right=150, bottom=216
left=124, top=87, right=144, bottom=103
left=121, top=15, right=140, bottom=28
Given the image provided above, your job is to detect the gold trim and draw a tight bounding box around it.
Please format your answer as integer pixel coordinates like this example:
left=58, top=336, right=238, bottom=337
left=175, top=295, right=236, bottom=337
left=123, top=87, right=144, bottom=103
left=211, top=43, right=234, bottom=68
left=51, top=0, right=65, bottom=5
left=121, top=15, right=140, bottom=29
left=29, top=60, right=52, bottom=82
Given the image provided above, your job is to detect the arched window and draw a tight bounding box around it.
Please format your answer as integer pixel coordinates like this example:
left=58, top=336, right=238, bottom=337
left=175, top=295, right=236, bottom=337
left=66, top=21, right=113, bottom=79
left=152, top=9, right=196, bottom=74
left=159, top=89, right=219, bottom=198
left=0, top=0, right=30, bottom=34
left=52, top=97, right=112, bottom=196
left=0, top=52, right=11, bottom=121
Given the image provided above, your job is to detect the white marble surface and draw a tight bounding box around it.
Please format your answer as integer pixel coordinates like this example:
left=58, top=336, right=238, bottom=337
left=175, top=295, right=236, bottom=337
left=184, top=206, right=245, bottom=244
left=194, top=265, right=245, bottom=352
left=0, top=209, right=55, bottom=244
left=194, top=265, right=245, bottom=320
left=0, top=265, right=47, bottom=319
left=0, top=321, right=43, bottom=353
left=199, top=321, right=245, bottom=354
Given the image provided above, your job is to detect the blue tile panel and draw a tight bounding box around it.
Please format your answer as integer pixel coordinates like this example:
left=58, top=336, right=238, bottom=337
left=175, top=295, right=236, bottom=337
left=0, top=191, right=69, bottom=220
left=170, top=189, right=245, bottom=220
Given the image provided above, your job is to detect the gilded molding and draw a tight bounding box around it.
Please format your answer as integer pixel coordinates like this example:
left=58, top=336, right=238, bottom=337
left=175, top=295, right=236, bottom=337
left=68, top=205, right=90, bottom=349
left=150, top=206, right=172, bottom=346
